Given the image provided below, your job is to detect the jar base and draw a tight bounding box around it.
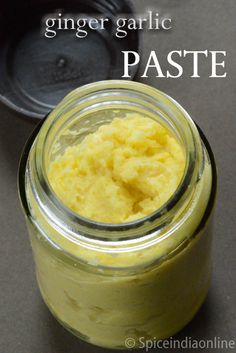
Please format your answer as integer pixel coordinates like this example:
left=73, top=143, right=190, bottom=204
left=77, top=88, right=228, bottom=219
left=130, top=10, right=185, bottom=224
left=38, top=279, right=211, bottom=350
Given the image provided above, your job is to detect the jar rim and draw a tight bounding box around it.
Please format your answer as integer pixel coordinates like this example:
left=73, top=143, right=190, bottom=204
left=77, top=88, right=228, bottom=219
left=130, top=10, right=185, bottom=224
left=20, top=80, right=205, bottom=242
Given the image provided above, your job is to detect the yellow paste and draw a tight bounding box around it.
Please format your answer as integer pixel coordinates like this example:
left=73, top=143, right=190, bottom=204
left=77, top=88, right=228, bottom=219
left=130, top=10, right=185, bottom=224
left=48, top=114, right=185, bottom=223
left=25, top=111, right=213, bottom=349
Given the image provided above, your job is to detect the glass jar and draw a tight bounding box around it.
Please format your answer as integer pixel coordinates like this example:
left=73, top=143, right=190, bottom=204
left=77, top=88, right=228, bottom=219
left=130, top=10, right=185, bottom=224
left=18, top=80, right=217, bottom=349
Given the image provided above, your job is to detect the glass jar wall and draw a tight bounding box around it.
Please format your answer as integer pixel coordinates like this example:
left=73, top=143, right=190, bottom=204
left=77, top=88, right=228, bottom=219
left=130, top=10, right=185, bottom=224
left=18, top=81, right=216, bottom=349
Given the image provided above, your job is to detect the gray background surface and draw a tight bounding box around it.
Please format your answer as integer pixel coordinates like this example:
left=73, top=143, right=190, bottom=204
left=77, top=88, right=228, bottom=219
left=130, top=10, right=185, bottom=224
left=0, top=0, right=236, bottom=352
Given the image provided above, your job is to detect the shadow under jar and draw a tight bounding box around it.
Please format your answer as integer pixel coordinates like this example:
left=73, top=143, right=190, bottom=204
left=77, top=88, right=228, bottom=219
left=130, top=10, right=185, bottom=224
left=18, top=80, right=217, bottom=349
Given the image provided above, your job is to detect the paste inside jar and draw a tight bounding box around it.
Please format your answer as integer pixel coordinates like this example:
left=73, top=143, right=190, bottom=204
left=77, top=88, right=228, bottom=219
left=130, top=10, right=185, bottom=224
left=48, top=114, right=185, bottom=223
left=26, top=110, right=213, bottom=348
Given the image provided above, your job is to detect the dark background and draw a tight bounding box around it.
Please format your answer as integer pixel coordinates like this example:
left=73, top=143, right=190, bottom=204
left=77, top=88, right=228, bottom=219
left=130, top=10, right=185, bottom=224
left=0, top=0, right=235, bottom=352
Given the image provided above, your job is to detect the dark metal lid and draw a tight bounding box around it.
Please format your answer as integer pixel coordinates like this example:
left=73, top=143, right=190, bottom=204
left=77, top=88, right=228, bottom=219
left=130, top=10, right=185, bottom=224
left=0, top=0, right=139, bottom=119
